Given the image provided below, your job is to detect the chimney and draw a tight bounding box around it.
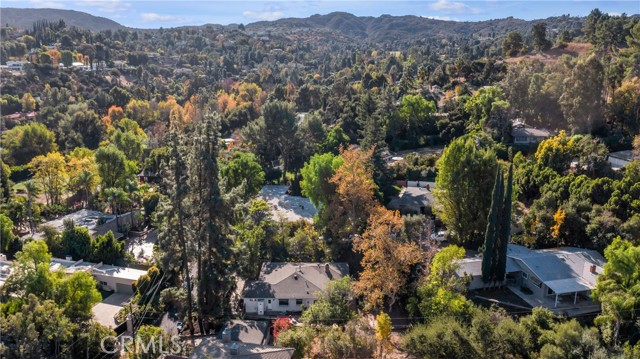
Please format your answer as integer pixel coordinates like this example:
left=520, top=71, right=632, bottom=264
left=293, top=274, right=298, bottom=280
left=222, top=328, right=231, bottom=343
left=590, top=265, right=597, bottom=274
left=325, top=263, right=330, bottom=274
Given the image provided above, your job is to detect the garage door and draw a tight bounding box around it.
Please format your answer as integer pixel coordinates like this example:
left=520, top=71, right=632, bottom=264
left=116, top=282, right=133, bottom=294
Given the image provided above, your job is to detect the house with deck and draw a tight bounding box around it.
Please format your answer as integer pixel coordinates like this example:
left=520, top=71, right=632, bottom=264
left=457, top=244, right=605, bottom=315
left=242, top=262, right=349, bottom=315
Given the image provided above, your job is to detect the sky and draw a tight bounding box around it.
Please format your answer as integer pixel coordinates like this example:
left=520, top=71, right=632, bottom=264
left=2, top=0, right=639, bottom=28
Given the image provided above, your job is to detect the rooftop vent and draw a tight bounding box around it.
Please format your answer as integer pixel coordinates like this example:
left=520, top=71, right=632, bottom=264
left=65, top=255, right=72, bottom=261
left=293, top=274, right=298, bottom=280
left=229, top=342, right=240, bottom=355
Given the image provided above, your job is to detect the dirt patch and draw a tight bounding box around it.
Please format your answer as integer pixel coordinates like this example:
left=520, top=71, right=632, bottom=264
left=504, top=42, right=592, bottom=65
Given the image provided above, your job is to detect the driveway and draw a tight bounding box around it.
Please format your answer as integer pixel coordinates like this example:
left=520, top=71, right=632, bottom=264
left=92, top=292, right=131, bottom=328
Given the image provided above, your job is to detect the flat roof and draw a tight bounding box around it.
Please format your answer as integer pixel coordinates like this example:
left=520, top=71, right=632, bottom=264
left=33, top=209, right=117, bottom=239
left=91, top=264, right=147, bottom=281
left=545, top=278, right=593, bottom=294
left=258, top=185, right=317, bottom=223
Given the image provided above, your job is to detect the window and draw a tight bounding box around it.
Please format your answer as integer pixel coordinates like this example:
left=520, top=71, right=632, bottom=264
left=279, top=299, right=289, bottom=306
left=547, top=287, right=555, bottom=296
left=296, top=299, right=303, bottom=305
left=267, top=300, right=271, bottom=304
left=100, top=281, right=108, bottom=286
left=521, top=272, right=528, bottom=280
left=530, top=276, right=542, bottom=288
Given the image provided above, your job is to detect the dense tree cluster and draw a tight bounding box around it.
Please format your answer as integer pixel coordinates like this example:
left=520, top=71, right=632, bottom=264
left=0, top=7, right=638, bottom=358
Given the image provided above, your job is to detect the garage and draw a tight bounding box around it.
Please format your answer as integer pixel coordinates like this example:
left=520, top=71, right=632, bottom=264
left=116, top=282, right=134, bottom=294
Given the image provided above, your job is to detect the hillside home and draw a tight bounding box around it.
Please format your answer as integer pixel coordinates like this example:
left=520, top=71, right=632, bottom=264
left=511, top=121, right=554, bottom=144
left=242, top=262, right=349, bottom=315
left=32, top=209, right=136, bottom=240
left=608, top=150, right=638, bottom=170
left=457, top=244, right=605, bottom=313
left=5, top=61, right=28, bottom=71
left=387, top=186, right=434, bottom=215
left=50, top=257, right=147, bottom=294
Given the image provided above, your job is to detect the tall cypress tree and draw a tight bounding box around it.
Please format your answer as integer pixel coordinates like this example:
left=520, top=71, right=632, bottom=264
left=495, top=164, right=513, bottom=282
left=481, top=164, right=514, bottom=286
left=482, top=168, right=503, bottom=283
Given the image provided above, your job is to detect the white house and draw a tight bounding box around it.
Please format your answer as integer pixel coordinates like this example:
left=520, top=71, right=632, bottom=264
left=242, top=262, right=349, bottom=315
left=5, top=61, right=28, bottom=71
left=50, top=257, right=147, bottom=294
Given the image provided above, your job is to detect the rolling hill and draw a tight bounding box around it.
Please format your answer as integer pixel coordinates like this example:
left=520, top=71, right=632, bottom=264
left=0, top=8, right=125, bottom=31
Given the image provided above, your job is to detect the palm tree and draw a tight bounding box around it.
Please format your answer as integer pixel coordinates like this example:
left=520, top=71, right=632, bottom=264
left=24, top=180, right=39, bottom=235
left=104, top=187, right=128, bottom=231
left=76, top=170, right=94, bottom=208
left=124, top=179, right=141, bottom=229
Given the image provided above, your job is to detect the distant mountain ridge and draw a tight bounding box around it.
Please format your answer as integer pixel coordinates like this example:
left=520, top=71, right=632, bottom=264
left=244, top=12, right=574, bottom=43
left=1, top=8, right=125, bottom=31
left=2, top=8, right=626, bottom=42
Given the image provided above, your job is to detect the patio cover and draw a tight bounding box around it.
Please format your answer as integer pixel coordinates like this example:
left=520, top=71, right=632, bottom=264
left=545, top=278, right=593, bottom=295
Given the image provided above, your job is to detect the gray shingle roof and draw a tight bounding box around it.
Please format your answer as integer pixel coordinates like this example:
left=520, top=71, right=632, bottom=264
left=242, top=262, right=349, bottom=299
left=511, top=123, right=553, bottom=138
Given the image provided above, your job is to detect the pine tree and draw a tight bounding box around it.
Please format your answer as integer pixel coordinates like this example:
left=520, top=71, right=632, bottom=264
left=482, top=168, right=503, bottom=284
left=158, top=130, right=195, bottom=336
left=188, top=112, right=236, bottom=333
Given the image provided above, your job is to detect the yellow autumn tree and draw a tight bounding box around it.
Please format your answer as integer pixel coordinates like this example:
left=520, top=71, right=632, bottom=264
left=354, top=206, right=423, bottom=311
left=102, top=105, right=125, bottom=134
left=67, top=148, right=99, bottom=208
left=21, top=93, right=36, bottom=112
left=534, top=131, right=577, bottom=173
left=326, top=146, right=378, bottom=239
left=236, top=82, right=262, bottom=107
left=375, top=312, right=392, bottom=358
left=216, top=91, right=237, bottom=113
left=158, top=95, right=181, bottom=123
left=551, top=208, right=566, bottom=240
left=29, top=151, right=67, bottom=206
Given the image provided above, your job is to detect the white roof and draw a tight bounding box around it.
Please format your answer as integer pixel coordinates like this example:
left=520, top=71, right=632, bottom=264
left=545, top=277, right=593, bottom=294
left=50, top=257, right=146, bottom=282
left=258, top=185, right=317, bottom=223
left=91, top=264, right=147, bottom=281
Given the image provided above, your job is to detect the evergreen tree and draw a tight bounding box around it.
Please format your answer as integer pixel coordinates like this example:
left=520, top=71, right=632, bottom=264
left=496, top=164, right=513, bottom=282
left=157, top=129, right=195, bottom=336
left=481, top=164, right=514, bottom=285
left=188, top=112, right=236, bottom=333
left=482, top=168, right=503, bottom=284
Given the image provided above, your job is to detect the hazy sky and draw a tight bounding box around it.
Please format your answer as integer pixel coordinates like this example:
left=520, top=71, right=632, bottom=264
left=3, top=0, right=639, bottom=28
